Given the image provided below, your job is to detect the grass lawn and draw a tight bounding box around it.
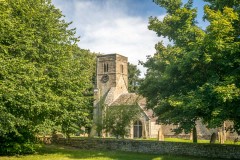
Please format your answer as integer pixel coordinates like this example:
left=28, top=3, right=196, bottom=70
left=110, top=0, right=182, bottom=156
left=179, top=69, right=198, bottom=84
left=164, top=138, right=240, bottom=145
left=136, top=137, right=240, bottom=145
left=0, top=145, right=214, bottom=160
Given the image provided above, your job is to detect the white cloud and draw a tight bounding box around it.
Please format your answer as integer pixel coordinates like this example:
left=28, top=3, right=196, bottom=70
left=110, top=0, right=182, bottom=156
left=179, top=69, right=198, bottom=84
left=52, top=0, right=168, bottom=76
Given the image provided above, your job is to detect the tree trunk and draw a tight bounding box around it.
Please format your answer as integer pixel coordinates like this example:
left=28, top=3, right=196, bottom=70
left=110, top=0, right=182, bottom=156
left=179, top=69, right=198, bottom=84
left=192, top=126, right=198, bottom=143
left=66, top=132, right=70, bottom=144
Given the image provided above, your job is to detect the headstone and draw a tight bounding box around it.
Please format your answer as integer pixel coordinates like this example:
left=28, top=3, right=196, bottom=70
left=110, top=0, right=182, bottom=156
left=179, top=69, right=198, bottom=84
left=158, top=125, right=164, bottom=141
left=190, top=132, right=193, bottom=140
left=218, top=124, right=226, bottom=144
left=210, top=132, right=217, bottom=144
left=218, top=131, right=224, bottom=144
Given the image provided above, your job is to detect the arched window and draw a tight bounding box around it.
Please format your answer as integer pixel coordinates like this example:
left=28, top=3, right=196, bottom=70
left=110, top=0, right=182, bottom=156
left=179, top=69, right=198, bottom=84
left=121, top=64, right=123, bottom=73
left=134, top=120, right=142, bottom=138
left=104, top=63, right=108, bottom=73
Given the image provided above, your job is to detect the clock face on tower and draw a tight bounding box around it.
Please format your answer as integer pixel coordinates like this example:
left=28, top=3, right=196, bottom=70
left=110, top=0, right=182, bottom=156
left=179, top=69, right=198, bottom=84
left=101, top=74, right=109, bottom=83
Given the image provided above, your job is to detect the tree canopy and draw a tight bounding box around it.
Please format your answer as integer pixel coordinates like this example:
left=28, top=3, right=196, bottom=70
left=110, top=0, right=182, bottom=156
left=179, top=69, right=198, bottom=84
left=0, top=0, right=95, bottom=154
left=139, top=0, right=240, bottom=138
left=104, top=104, right=141, bottom=139
left=128, top=63, right=141, bottom=93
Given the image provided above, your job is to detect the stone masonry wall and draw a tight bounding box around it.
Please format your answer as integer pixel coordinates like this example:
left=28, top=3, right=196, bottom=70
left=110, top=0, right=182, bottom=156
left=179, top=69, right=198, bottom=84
left=56, top=138, right=240, bottom=159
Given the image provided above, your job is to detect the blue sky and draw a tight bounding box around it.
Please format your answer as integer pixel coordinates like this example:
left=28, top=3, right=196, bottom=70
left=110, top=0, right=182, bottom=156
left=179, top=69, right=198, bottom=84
left=51, top=0, right=208, bottom=76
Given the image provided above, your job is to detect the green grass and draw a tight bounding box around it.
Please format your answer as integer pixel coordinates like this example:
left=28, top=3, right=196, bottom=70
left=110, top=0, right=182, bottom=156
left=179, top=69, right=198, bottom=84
left=134, top=137, right=240, bottom=145
left=0, top=145, right=214, bottom=160
left=164, top=138, right=240, bottom=145
left=165, top=138, right=209, bottom=143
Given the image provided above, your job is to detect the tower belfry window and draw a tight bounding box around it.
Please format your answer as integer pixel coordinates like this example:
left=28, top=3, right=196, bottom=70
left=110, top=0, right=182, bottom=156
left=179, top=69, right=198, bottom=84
left=121, top=64, right=123, bottom=73
left=104, top=63, right=108, bottom=73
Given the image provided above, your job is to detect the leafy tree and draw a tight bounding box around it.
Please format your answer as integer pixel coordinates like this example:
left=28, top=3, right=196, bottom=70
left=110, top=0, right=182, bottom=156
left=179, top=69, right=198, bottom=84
left=199, top=0, right=240, bottom=133
left=0, top=0, right=95, bottom=154
left=104, top=104, right=141, bottom=139
left=139, top=0, right=240, bottom=143
left=204, top=0, right=240, bottom=11
left=54, top=47, right=95, bottom=139
left=128, top=63, right=141, bottom=93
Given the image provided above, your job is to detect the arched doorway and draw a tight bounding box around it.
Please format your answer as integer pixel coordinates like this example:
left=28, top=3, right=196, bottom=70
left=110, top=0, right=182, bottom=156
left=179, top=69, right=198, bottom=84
left=134, top=120, right=142, bottom=138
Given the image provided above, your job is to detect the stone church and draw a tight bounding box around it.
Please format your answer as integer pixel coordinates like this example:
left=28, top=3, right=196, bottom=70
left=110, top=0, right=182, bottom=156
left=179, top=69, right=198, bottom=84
left=91, top=53, right=162, bottom=138
left=91, top=53, right=238, bottom=140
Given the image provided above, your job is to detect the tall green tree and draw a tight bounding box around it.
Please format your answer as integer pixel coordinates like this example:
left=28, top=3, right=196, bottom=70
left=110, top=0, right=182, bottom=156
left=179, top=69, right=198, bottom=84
left=128, top=63, right=141, bottom=93
left=139, top=0, right=240, bottom=142
left=0, top=0, right=95, bottom=154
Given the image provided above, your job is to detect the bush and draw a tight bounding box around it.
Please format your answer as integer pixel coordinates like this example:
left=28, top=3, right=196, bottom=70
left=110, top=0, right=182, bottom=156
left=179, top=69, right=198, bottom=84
left=0, top=128, right=39, bottom=155
left=0, top=141, right=40, bottom=155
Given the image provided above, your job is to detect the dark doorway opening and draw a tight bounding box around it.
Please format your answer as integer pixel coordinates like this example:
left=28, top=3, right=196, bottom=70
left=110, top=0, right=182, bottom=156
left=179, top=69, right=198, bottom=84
left=134, top=120, right=142, bottom=138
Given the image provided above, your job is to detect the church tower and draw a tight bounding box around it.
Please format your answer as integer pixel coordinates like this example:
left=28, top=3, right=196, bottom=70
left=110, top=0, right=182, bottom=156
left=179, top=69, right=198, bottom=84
left=91, top=54, right=128, bottom=136
left=95, top=54, right=128, bottom=104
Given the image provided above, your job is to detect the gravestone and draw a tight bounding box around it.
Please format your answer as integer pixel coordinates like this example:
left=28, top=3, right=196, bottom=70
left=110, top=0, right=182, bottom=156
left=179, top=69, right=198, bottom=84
left=210, top=132, right=217, bottom=144
left=158, top=125, right=164, bottom=141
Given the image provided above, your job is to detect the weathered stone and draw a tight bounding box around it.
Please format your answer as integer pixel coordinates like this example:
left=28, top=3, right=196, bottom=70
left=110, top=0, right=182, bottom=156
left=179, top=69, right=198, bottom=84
left=56, top=138, right=240, bottom=159
left=210, top=133, right=217, bottom=144
left=158, top=125, right=164, bottom=141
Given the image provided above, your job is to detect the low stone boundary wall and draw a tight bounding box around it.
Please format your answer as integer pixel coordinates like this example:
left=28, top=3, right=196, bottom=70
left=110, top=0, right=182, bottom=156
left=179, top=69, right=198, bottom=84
left=56, top=138, right=240, bottom=159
